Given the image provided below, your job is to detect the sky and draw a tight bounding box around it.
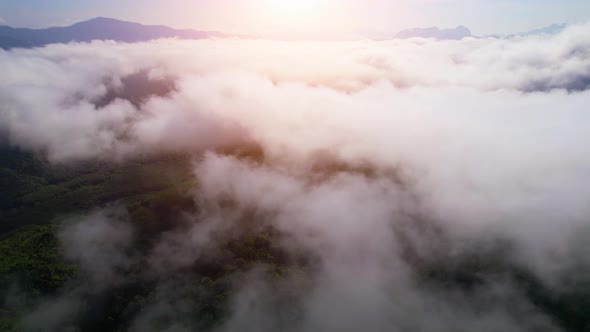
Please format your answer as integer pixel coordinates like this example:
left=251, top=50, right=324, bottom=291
left=1, top=0, right=590, bottom=36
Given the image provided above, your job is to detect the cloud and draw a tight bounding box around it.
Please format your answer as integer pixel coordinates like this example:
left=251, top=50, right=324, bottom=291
left=2, top=23, right=590, bottom=331
left=0, top=23, right=589, bottom=163
left=58, top=209, right=136, bottom=289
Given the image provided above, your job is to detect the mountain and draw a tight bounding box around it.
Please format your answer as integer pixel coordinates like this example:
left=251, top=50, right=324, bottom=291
left=519, top=23, right=567, bottom=36
left=0, top=34, right=32, bottom=48
left=0, top=18, right=567, bottom=48
left=485, top=23, right=568, bottom=38
left=394, top=26, right=472, bottom=40
left=0, top=17, right=230, bottom=49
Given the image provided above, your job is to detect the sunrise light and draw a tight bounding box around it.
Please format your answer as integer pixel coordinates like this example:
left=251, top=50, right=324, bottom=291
left=270, top=0, right=317, bottom=15
left=260, top=0, right=324, bottom=34
left=1, top=1, right=589, bottom=331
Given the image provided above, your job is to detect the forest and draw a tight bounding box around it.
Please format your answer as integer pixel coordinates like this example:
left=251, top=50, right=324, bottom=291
left=1, top=145, right=589, bottom=331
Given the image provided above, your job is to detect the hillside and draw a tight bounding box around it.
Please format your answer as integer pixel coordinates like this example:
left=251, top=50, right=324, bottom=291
left=0, top=17, right=228, bottom=49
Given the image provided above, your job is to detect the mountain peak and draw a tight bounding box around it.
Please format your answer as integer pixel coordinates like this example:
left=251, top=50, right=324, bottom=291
left=71, top=17, right=140, bottom=27
left=0, top=17, right=227, bottom=50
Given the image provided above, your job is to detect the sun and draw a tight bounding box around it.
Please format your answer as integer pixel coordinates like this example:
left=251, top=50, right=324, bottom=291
left=256, top=0, right=340, bottom=37
left=270, top=0, right=318, bottom=17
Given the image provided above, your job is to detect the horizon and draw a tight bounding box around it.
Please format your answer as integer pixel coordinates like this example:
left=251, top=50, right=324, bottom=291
left=0, top=15, right=575, bottom=40
left=1, top=0, right=589, bottom=37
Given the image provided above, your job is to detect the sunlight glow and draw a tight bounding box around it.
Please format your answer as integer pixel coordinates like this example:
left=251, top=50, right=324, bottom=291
left=270, top=0, right=317, bottom=16
left=266, top=0, right=320, bottom=25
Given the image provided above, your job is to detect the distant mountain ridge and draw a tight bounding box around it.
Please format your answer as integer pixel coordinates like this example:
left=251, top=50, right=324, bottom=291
left=519, top=23, right=567, bottom=36
left=0, top=17, right=230, bottom=49
left=394, top=26, right=472, bottom=40
left=0, top=18, right=571, bottom=49
left=484, top=23, right=568, bottom=38
left=383, top=23, right=566, bottom=40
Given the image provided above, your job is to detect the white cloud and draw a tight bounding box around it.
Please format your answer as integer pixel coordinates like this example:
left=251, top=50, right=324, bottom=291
left=3, top=23, right=590, bottom=331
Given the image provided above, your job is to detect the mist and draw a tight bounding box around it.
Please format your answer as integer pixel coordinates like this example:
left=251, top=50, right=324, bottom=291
left=1, top=23, right=590, bottom=332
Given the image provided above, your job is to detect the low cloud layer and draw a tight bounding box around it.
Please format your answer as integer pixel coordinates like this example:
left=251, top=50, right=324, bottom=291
left=1, top=23, right=590, bottom=160
left=2, top=23, right=590, bottom=331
